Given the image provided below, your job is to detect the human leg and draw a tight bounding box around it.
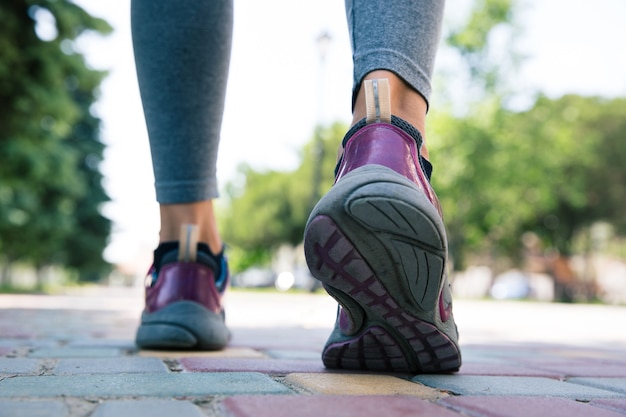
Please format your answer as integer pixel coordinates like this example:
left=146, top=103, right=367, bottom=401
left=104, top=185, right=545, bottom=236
left=159, top=202, right=223, bottom=254
left=131, top=0, right=233, bottom=349
left=304, top=0, right=461, bottom=373
left=131, top=0, right=232, bottom=248
left=348, top=0, right=444, bottom=155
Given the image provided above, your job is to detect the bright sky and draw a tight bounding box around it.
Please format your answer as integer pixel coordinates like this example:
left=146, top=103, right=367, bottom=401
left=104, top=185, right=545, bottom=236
left=72, top=0, right=626, bottom=270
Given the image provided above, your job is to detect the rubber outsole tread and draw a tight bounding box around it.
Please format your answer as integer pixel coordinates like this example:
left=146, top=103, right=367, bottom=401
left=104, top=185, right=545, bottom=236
left=304, top=166, right=461, bottom=373
left=136, top=301, right=230, bottom=351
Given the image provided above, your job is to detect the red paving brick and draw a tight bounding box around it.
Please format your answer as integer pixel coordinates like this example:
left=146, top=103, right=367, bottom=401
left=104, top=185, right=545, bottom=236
left=0, top=347, right=14, bottom=356
left=525, top=362, right=626, bottom=378
left=440, top=396, right=626, bottom=417
left=590, top=399, right=626, bottom=414
left=222, top=395, right=461, bottom=417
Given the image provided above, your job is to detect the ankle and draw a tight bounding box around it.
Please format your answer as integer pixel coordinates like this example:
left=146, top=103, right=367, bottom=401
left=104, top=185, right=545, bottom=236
left=159, top=201, right=223, bottom=254
left=351, top=71, right=429, bottom=159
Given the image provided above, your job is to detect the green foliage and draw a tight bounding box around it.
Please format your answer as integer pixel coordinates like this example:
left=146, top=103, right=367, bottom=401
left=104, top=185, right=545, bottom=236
left=516, top=96, right=626, bottom=253
left=429, top=102, right=533, bottom=265
left=220, top=103, right=626, bottom=275
left=0, top=0, right=112, bottom=283
left=430, top=95, right=626, bottom=268
left=447, top=0, right=513, bottom=55
left=218, top=0, right=626, bottom=278
left=219, top=123, right=345, bottom=272
left=224, top=246, right=272, bottom=276
left=442, top=0, right=520, bottom=104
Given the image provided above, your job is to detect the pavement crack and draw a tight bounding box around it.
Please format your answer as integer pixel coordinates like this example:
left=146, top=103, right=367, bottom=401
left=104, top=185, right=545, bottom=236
left=39, top=359, right=57, bottom=376
left=163, top=358, right=183, bottom=372
left=273, top=376, right=314, bottom=395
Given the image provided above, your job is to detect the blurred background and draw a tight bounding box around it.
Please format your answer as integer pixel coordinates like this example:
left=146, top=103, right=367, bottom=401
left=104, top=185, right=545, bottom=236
left=1, top=0, right=625, bottom=305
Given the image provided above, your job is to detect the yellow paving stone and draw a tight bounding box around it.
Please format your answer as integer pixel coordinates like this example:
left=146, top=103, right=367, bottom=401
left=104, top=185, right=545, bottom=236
left=137, top=347, right=266, bottom=359
left=285, top=373, right=448, bottom=399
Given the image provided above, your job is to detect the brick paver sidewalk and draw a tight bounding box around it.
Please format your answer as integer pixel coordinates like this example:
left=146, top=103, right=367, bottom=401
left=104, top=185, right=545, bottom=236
left=1, top=287, right=625, bottom=416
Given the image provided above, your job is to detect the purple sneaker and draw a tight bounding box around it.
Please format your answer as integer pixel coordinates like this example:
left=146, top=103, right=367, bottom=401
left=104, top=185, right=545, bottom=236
left=303, top=80, right=461, bottom=373
left=135, top=225, right=230, bottom=350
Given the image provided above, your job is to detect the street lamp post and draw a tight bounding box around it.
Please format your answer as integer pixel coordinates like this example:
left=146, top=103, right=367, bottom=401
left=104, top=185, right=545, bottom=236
left=309, top=31, right=332, bottom=211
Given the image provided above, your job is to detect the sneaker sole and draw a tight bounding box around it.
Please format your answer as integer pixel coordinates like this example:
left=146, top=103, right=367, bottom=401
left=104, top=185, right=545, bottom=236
left=304, top=165, right=461, bottom=373
left=136, top=300, right=230, bottom=350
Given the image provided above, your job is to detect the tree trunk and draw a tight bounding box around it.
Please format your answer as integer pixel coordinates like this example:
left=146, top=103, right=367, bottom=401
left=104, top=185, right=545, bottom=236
left=0, top=261, right=12, bottom=287
left=35, top=265, right=47, bottom=290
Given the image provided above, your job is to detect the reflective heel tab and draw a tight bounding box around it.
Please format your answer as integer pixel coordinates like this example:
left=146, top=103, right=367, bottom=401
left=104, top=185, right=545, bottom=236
left=178, top=224, right=199, bottom=262
left=364, top=79, right=391, bottom=124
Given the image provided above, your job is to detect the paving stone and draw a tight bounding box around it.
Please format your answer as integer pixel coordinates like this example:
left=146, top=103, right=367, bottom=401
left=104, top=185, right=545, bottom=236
left=138, top=347, right=265, bottom=359
left=0, top=358, right=42, bottom=375
left=455, top=350, right=509, bottom=365
left=0, top=400, right=69, bottom=417
left=265, top=349, right=321, bottom=360
left=440, top=396, right=626, bottom=417
left=526, top=362, right=626, bottom=378
left=590, top=399, right=626, bottom=414
left=516, top=355, right=623, bottom=368
left=413, top=375, right=622, bottom=400
left=180, top=357, right=325, bottom=374
left=0, top=347, right=14, bottom=356
left=0, top=372, right=291, bottom=397
left=540, top=348, right=626, bottom=362
left=0, top=339, right=58, bottom=351
left=0, top=328, right=36, bottom=339
left=28, top=347, right=124, bottom=358
left=568, top=378, right=626, bottom=395
left=222, top=395, right=461, bottom=417
left=457, top=363, right=562, bottom=378
left=285, top=373, right=446, bottom=399
left=67, top=338, right=137, bottom=350
left=91, top=399, right=204, bottom=417
left=462, top=345, right=552, bottom=360
left=53, top=357, right=168, bottom=375
left=229, top=327, right=330, bottom=350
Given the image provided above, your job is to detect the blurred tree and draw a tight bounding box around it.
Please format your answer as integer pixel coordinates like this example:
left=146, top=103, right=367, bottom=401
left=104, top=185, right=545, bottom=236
left=431, top=0, right=625, bottom=275
left=220, top=122, right=345, bottom=272
left=518, top=95, right=626, bottom=254
left=218, top=0, right=626, bottom=287
left=0, top=0, right=112, bottom=285
left=442, top=0, right=520, bottom=106
left=430, top=0, right=519, bottom=269
left=431, top=92, right=626, bottom=274
left=429, top=101, right=550, bottom=269
left=578, top=97, right=626, bottom=235
left=511, top=95, right=626, bottom=301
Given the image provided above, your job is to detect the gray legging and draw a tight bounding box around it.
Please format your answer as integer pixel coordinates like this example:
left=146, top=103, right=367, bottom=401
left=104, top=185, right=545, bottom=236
left=131, top=0, right=445, bottom=204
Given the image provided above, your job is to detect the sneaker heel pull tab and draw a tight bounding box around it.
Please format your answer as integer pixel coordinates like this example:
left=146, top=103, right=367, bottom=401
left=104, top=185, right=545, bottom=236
left=364, top=79, right=391, bottom=124
left=178, top=224, right=199, bottom=262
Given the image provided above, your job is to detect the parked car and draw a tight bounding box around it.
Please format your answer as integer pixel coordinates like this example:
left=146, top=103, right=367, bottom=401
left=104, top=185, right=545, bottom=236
left=490, top=270, right=531, bottom=300
left=231, top=267, right=276, bottom=288
left=275, top=266, right=321, bottom=292
left=232, top=265, right=322, bottom=292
